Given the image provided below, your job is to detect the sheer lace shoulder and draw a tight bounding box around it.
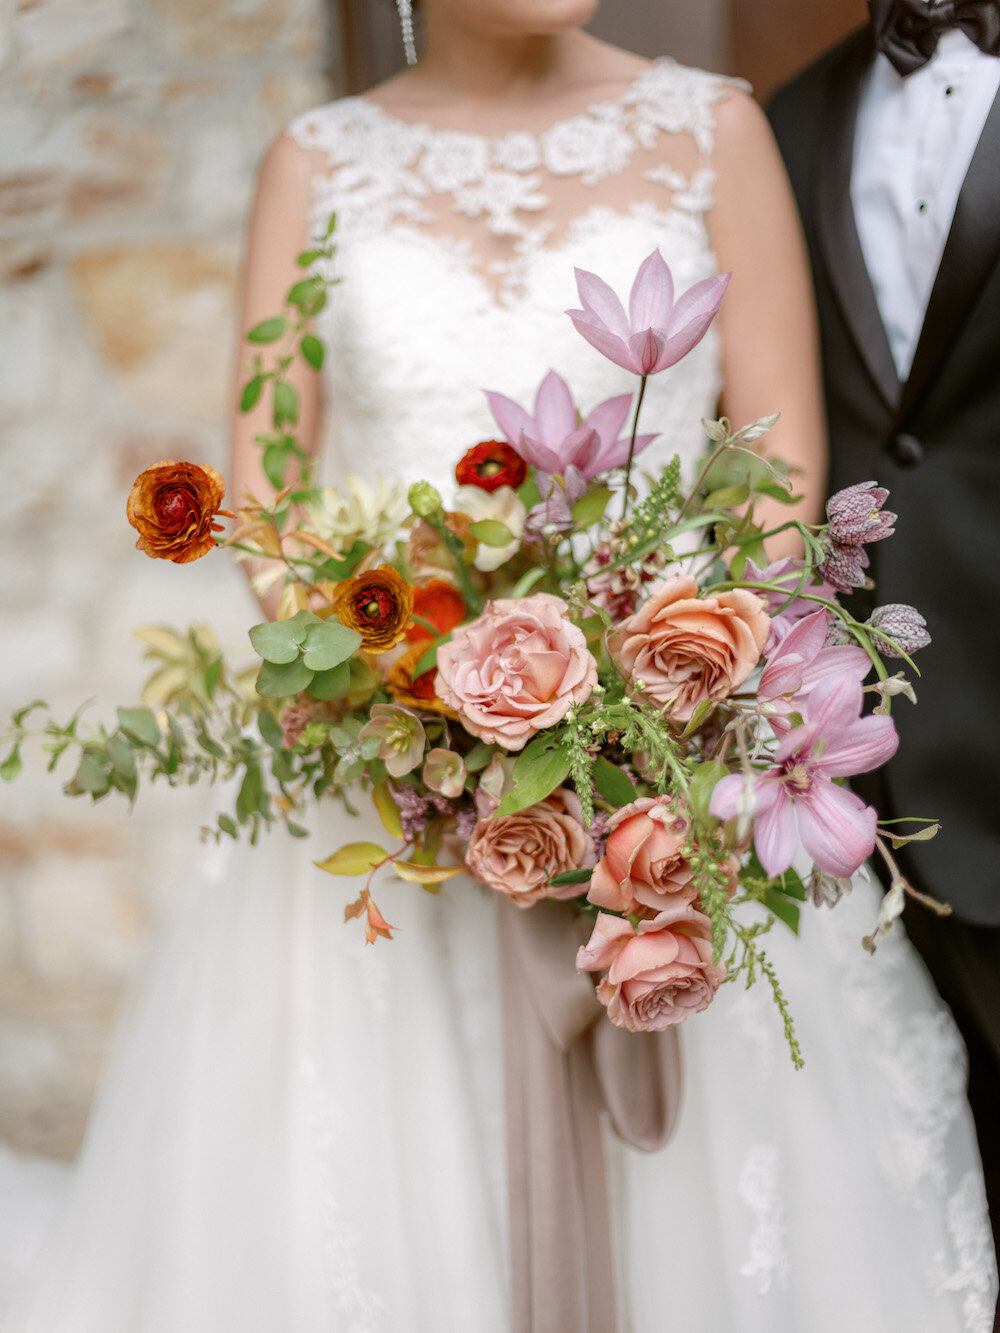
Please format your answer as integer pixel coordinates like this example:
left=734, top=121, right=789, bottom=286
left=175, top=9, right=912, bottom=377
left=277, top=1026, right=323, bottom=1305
left=285, top=58, right=751, bottom=249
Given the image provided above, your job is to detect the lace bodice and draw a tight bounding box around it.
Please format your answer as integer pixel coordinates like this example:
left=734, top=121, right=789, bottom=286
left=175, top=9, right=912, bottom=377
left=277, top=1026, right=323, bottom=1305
left=287, top=59, right=745, bottom=492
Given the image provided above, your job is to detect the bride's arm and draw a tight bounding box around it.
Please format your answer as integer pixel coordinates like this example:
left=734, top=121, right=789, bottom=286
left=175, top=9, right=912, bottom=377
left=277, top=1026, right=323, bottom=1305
left=708, top=89, right=827, bottom=549
left=229, top=134, right=322, bottom=618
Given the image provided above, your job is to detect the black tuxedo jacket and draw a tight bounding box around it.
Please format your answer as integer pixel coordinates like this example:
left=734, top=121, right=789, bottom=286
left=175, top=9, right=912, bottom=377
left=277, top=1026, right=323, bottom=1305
left=769, top=29, right=1000, bottom=924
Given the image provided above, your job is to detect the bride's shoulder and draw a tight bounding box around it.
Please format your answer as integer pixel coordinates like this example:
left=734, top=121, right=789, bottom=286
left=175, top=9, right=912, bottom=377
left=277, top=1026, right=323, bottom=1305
left=627, top=56, right=753, bottom=152
left=281, top=93, right=386, bottom=162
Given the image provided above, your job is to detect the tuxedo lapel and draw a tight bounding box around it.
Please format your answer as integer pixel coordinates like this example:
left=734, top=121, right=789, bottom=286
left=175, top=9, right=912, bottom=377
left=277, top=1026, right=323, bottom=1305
left=899, top=84, right=1000, bottom=421
left=816, top=32, right=902, bottom=412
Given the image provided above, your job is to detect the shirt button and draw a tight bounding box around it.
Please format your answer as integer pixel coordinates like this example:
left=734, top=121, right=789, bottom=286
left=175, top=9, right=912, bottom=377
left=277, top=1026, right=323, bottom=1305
left=917, top=200, right=928, bottom=214
left=887, top=433, right=925, bottom=467
left=945, top=84, right=955, bottom=96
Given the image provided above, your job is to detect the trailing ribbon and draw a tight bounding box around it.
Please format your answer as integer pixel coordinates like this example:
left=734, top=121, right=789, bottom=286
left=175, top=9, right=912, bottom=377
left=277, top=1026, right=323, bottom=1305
left=496, top=896, right=682, bottom=1333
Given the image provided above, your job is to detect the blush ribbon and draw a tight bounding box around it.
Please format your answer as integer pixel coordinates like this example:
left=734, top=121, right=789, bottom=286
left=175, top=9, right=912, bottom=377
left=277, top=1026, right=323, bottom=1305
left=496, top=896, right=682, bottom=1332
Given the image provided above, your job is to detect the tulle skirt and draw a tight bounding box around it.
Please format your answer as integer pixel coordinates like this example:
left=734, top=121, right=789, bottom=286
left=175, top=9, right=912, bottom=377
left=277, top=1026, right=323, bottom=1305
left=3, top=799, right=996, bottom=1333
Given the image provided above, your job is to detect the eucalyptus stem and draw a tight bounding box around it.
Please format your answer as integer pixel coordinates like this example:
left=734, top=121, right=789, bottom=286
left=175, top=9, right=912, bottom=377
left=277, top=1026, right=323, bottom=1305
left=620, top=374, right=649, bottom=521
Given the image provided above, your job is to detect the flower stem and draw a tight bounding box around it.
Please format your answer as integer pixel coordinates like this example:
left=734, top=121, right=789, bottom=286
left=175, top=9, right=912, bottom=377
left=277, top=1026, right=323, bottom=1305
left=620, top=374, right=649, bottom=521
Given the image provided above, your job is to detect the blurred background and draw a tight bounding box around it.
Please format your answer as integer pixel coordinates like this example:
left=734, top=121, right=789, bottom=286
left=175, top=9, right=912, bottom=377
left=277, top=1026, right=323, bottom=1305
left=0, top=0, right=864, bottom=1163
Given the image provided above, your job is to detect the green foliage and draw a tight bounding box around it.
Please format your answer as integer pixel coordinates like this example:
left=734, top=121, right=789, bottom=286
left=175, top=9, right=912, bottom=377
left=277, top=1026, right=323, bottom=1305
left=497, top=735, right=572, bottom=816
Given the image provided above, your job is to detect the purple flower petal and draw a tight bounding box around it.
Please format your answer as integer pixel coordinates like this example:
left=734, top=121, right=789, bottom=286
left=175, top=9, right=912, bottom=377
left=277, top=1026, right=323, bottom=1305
left=797, top=779, right=877, bottom=877
left=816, top=712, right=899, bottom=778
left=486, top=390, right=534, bottom=447
left=573, top=267, right=631, bottom=339
left=567, top=313, right=640, bottom=373
left=534, top=370, right=577, bottom=444
left=754, top=782, right=799, bottom=877
left=628, top=250, right=675, bottom=332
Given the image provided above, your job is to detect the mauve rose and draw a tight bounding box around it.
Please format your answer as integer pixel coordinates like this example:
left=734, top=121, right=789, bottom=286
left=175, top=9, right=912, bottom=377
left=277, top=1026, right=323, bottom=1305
left=608, top=574, right=769, bottom=722
left=588, top=796, right=737, bottom=916
left=465, top=787, right=596, bottom=907
left=435, top=593, right=598, bottom=750
left=576, top=906, right=726, bottom=1031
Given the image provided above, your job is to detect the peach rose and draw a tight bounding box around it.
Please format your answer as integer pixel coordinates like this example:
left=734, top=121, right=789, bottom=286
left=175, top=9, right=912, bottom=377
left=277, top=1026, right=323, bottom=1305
left=577, top=906, right=726, bottom=1031
left=435, top=593, right=597, bottom=750
left=587, top=796, right=738, bottom=916
left=608, top=574, right=769, bottom=723
left=465, top=787, right=597, bottom=907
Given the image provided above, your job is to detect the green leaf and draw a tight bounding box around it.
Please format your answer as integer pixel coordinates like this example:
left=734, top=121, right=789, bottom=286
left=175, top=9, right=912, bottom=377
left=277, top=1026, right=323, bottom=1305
left=296, top=248, right=326, bottom=267
left=218, top=813, right=238, bottom=838
left=117, top=706, right=160, bottom=747
left=255, top=657, right=315, bottom=699
left=258, top=707, right=285, bottom=750
left=249, top=612, right=317, bottom=664
left=0, top=745, right=22, bottom=782
left=469, top=519, right=514, bottom=548
left=70, top=752, right=111, bottom=797
left=105, top=734, right=137, bottom=783
left=510, top=566, right=547, bottom=599
left=688, top=759, right=727, bottom=825
left=273, top=380, right=299, bottom=426
left=300, top=619, right=362, bottom=671
left=373, top=783, right=404, bottom=840
left=774, top=867, right=807, bottom=901
left=754, top=479, right=798, bottom=504
left=413, top=632, right=451, bottom=677
left=315, top=841, right=387, bottom=876
left=763, top=886, right=800, bottom=934
left=307, top=661, right=351, bottom=701
left=262, top=443, right=291, bottom=491
left=246, top=316, right=287, bottom=344
left=702, top=483, right=750, bottom=510
left=394, top=860, right=464, bottom=884
left=240, top=374, right=266, bottom=412
left=464, top=742, right=495, bottom=774
left=548, top=868, right=594, bottom=887
left=286, top=821, right=309, bottom=838
left=323, top=210, right=338, bottom=240
left=286, top=278, right=324, bottom=311
left=300, top=333, right=324, bottom=370
left=236, top=765, right=264, bottom=823
left=571, top=488, right=614, bottom=528
left=592, top=757, right=636, bottom=805
left=680, top=698, right=715, bottom=738
left=497, top=746, right=571, bottom=817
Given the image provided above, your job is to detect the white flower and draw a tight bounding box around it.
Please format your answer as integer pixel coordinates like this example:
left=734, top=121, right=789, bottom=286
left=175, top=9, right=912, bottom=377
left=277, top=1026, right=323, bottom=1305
left=306, top=476, right=409, bottom=550
left=454, top=483, right=526, bottom=572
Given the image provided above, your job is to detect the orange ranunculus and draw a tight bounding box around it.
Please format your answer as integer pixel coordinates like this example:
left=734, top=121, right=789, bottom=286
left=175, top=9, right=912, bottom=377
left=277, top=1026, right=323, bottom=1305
left=386, top=643, right=457, bottom=716
left=127, top=461, right=232, bottom=563
left=405, top=579, right=467, bottom=643
left=332, top=564, right=414, bottom=652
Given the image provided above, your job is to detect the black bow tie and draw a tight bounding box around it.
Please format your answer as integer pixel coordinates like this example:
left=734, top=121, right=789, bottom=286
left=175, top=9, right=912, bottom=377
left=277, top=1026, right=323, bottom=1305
left=869, top=0, right=1000, bottom=75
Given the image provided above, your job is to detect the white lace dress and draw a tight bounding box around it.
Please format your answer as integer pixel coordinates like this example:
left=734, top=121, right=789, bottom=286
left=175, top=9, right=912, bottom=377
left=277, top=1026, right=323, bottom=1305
left=5, top=58, right=996, bottom=1333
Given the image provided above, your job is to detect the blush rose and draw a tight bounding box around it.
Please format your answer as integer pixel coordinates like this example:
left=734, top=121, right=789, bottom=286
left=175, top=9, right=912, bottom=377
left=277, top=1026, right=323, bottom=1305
left=464, top=787, right=596, bottom=907
left=435, top=592, right=597, bottom=750
left=587, top=795, right=738, bottom=916
left=608, top=574, right=769, bottom=723
left=576, top=906, right=726, bottom=1031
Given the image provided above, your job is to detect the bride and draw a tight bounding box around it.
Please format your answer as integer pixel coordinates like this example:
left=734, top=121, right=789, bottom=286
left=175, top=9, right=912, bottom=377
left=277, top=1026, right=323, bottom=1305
left=6, top=2, right=997, bottom=1330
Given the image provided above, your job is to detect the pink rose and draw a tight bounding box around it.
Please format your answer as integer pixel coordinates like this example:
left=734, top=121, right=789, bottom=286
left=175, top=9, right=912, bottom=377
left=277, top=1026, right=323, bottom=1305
left=577, top=906, right=726, bottom=1031
left=587, top=796, right=738, bottom=916
left=465, top=787, right=597, bottom=908
left=435, top=593, right=598, bottom=750
left=608, top=574, right=769, bottom=722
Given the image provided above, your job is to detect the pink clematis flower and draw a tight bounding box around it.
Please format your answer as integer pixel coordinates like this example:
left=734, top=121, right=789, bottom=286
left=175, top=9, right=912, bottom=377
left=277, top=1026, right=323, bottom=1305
left=567, top=250, right=731, bottom=377
left=742, top=557, right=838, bottom=651
left=758, top=609, right=871, bottom=727
left=710, top=671, right=899, bottom=878
left=485, top=370, right=655, bottom=479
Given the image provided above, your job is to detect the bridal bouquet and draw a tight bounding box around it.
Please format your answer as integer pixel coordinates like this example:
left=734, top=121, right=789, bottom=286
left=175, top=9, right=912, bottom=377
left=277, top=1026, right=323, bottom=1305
left=3, top=234, right=940, bottom=1063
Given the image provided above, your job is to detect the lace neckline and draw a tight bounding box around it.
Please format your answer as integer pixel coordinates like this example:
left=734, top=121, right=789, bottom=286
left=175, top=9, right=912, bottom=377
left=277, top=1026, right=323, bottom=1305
left=354, top=58, right=662, bottom=146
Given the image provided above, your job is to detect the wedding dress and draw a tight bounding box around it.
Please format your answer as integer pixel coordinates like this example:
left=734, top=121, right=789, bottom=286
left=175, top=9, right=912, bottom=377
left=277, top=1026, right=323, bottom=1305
left=5, top=58, right=997, bottom=1333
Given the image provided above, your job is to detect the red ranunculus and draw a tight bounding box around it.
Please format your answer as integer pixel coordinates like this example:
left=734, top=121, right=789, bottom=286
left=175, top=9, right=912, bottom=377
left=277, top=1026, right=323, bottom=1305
left=455, top=440, right=527, bottom=493
left=405, top=579, right=467, bottom=642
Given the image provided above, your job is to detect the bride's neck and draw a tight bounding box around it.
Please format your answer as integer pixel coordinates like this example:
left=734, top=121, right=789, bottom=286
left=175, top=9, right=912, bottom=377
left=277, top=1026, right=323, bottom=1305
left=397, top=26, right=603, bottom=110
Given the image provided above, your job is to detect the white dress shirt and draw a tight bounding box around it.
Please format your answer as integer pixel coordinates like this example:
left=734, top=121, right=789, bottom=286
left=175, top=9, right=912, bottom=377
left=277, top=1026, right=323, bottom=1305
left=851, top=28, right=1000, bottom=380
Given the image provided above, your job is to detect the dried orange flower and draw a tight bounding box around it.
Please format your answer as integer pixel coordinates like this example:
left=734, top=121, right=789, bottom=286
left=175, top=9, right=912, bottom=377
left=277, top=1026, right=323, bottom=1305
left=386, top=643, right=457, bottom=716
left=332, top=564, right=414, bottom=652
left=127, top=461, right=232, bottom=563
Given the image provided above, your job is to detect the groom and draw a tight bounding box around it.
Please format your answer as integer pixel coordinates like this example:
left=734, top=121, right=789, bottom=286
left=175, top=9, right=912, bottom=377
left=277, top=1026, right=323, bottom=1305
left=768, top=0, right=1000, bottom=1279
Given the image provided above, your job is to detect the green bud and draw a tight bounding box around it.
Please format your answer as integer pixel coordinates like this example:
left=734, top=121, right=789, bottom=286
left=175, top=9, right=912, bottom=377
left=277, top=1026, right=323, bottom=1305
left=409, top=481, right=443, bottom=518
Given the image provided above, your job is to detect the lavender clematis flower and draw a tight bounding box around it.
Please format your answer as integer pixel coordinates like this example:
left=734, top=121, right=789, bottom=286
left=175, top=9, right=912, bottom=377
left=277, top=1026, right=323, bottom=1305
left=710, top=671, right=899, bottom=878
left=567, top=249, right=731, bottom=377
left=758, top=609, right=871, bottom=727
left=486, top=371, right=656, bottom=478
left=743, top=557, right=838, bottom=650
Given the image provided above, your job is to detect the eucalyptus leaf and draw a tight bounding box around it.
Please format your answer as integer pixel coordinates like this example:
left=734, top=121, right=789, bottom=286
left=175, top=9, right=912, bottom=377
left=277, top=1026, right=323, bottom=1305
left=255, top=657, right=315, bottom=699
left=249, top=612, right=318, bottom=664
left=301, top=619, right=362, bottom=671
left=307, top=661, right=351, bottom=701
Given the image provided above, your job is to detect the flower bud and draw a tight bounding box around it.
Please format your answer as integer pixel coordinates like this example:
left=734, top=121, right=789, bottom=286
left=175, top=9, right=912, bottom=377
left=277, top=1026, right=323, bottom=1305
left=408, top=480, right=443, bottom=518
left=866, top=604, right=931, bottom=658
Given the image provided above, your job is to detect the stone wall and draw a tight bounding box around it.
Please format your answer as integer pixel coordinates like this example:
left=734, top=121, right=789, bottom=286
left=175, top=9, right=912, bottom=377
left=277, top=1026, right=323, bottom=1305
left=0, top=0, right=340, bottom=1159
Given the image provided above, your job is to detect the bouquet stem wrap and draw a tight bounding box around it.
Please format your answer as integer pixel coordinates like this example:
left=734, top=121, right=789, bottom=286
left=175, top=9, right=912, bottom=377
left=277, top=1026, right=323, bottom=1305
left=497, top=897, right=682, bottom=1333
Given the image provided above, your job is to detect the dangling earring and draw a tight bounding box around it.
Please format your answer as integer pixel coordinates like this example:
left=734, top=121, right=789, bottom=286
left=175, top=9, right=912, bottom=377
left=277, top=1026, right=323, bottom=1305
left=397, top=0, right=418, bottom=66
